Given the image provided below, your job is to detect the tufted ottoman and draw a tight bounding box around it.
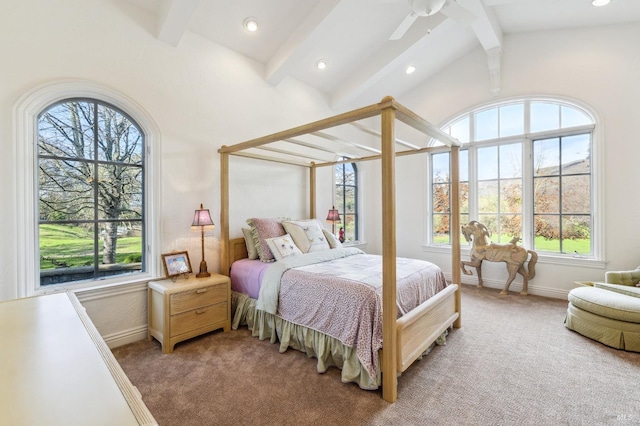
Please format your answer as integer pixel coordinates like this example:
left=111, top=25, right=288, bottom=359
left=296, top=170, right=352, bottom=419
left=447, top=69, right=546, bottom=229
left=564, top=283, right=640, bottom=352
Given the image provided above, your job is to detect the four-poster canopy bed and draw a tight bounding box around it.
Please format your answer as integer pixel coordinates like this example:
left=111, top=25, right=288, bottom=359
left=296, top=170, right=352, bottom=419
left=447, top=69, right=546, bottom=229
left=218, top=96, right=462, bottom=403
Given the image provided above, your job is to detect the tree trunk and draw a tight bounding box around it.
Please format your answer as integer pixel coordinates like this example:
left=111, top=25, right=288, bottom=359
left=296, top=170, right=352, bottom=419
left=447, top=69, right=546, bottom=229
left=102, top=222, right=118, bottom=264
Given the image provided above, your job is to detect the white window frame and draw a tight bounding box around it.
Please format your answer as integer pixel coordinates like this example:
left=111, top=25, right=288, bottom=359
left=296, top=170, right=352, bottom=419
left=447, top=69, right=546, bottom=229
left=423, top=96, right=605, bottom=268
left=335, top=160, right=359, bottom=242
left=14, top=80, right=162, bottom=297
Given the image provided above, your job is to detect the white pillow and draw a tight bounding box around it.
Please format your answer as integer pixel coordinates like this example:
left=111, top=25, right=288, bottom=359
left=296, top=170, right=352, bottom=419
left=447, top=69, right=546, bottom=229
left=323, top=229, right=342, bottom=249
left=265, top=234, right=302, bottom=260
left=242, top=227, right=258, bottom=260
left=282, top=219, right=331, bottom=253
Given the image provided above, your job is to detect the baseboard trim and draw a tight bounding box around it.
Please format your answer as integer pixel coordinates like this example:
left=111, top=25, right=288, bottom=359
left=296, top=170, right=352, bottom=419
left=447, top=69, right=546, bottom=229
left=103, top=325, right=148, bottom=349
left=445, top=273, right=569, bottom=300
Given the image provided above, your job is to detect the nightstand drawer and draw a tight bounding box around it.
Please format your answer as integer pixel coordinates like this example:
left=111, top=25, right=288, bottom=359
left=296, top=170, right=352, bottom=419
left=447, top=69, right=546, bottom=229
left=170, top=302, right=228, bottom=337
left=148, top=274, right=231, bottom=353
left=170, top=285, right=227, bottom=315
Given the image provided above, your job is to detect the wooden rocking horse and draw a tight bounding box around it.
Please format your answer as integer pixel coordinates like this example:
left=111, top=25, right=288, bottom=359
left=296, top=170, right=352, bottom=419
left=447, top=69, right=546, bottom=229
left=460, top=220, right=538, bottom=295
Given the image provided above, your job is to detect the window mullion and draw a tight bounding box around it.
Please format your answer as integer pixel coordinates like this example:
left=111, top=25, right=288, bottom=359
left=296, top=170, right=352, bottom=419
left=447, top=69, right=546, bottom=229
left=521, top=138, right=534, bottom=248
left=467, top=146, right=478, bottom=222
left=93, top=102, right=100, bottom=277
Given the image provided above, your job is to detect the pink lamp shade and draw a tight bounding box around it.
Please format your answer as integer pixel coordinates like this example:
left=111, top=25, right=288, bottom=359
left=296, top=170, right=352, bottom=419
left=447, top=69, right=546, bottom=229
left=326, top=206, right=341, bottom=234
left=326, top=206, right=341, bottom=223
left=192, top=203, right=214, bottom=278
left=192, top=204, right=214, bottom=227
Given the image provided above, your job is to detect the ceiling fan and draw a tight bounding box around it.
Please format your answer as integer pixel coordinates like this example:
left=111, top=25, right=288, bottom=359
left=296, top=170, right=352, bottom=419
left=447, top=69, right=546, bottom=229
left=389, top=0, right=475, bottom=40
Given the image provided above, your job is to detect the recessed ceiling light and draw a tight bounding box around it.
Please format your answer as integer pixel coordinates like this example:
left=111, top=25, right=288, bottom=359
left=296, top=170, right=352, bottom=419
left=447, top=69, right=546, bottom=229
left=243, top=17, right=259, bottom=32
left=592, top=0, right=610, bottom=6
left=406, top=65, right=416, bottom=74
left=315, top=59, right=327, bottom=70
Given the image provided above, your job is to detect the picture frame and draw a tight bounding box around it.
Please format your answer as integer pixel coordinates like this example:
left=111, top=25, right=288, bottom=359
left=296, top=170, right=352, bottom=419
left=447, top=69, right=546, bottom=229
left=161, top=251, right=192, bottom=278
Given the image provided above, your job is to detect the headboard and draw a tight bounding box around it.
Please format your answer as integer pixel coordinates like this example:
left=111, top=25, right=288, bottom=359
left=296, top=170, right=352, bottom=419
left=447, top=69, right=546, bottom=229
left=226, top=237, right=248, bottom=275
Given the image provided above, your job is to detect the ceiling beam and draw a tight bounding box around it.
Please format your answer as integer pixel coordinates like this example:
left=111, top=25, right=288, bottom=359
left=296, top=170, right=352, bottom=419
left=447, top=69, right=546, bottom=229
left=458, top=0, right=504, bottom=93
left=330, top=13, right=448, bottom=109
left=265, top=0, right=341, bottom=85
left=156, top=0, right=200, bottom=47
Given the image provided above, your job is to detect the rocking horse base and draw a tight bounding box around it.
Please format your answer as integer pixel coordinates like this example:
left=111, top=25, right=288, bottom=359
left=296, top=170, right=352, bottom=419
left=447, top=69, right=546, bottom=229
left=460, top=221, right=538, bottom=296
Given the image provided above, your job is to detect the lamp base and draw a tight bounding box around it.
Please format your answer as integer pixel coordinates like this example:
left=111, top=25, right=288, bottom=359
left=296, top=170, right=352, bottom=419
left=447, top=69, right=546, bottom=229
left=196, top=260, right=210, bottom=278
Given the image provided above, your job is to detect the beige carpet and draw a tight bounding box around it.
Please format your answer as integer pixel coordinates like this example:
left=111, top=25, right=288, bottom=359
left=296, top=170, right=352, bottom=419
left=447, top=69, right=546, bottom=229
left=113, top=285, right=640, bottom=425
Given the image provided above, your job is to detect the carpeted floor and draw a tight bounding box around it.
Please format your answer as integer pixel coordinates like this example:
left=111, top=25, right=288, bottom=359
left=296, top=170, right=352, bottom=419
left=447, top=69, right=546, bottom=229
left=112, top=285, right=640, bottom=425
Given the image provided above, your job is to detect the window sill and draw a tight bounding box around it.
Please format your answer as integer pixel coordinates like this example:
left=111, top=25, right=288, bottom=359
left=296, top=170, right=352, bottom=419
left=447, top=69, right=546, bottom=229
left=343, top=241, right=367, bottom=250
left=421, top=244, right=606, bottom=269
left=36, top=272, right=159, bottom=298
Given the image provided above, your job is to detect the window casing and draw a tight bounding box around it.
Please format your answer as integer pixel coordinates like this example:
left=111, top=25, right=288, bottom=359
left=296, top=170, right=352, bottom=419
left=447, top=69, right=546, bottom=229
left=14, top=80, right=161, bottom=297
left=335, top=161, right=358, bottom=242
left=37, top=99, right=145, bottom=286
left=428, top=98, right=598, bottom=260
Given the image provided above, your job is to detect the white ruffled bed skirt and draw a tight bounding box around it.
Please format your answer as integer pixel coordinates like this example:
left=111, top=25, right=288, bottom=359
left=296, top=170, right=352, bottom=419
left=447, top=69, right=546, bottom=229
left=231, top=291, right=446, bottom=390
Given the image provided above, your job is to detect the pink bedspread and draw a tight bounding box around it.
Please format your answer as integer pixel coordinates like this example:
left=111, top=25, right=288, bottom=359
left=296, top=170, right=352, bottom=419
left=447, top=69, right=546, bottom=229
left=276, top=254, right=447, bottom=380
left=231, top=250, right=448, bottom=382
left=230, top=258, right=270, bottom=299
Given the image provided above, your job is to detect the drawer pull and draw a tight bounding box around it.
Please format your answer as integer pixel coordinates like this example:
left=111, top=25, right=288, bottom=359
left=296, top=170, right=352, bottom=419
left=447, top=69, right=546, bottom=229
left=196, top=288, right=208, bottom=294
left=195, top=309, right=207, bottom=314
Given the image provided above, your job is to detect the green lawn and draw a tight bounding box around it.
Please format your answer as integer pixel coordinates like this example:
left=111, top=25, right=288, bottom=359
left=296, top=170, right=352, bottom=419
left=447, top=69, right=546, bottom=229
left=40, top=224, right=142, bottom=269
left=435, top=233, right=590, bottom=255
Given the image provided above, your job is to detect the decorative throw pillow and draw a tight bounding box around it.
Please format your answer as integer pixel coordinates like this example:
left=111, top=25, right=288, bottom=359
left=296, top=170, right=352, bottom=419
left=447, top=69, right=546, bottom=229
left=265, top=234, right=302, bottom=261
left=323, top=228, right=342, bottom=249
left=241, top=227, right=258, bottom=260
left=246, top=218, right=286, bottom=262
left=282, top=219, right=330, bottom=253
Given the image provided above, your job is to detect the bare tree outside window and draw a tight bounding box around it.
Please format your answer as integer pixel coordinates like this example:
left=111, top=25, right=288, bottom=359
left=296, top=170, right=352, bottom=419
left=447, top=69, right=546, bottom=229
left=335, top=161, right=358, bottom=242
left=38, top=99, right=145, bottom=285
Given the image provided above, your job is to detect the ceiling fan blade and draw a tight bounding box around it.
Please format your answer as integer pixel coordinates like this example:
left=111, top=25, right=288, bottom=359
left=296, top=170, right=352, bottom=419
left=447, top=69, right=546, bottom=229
left=441, top=0, right=476, bottom=24
left=389, top=12, right=419, bottom=40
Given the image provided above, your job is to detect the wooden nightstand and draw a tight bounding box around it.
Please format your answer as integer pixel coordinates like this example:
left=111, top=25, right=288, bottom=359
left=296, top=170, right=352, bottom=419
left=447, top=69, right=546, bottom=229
left=148, top=273, right=231, bottom=353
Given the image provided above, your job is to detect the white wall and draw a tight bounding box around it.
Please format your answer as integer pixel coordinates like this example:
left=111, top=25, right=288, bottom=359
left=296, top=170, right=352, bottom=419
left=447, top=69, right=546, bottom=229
left=2, top=0, right=639, bottom=343
left=0, top=0, right=335, bottom=344
left=378, top=23, right=640, bottom=297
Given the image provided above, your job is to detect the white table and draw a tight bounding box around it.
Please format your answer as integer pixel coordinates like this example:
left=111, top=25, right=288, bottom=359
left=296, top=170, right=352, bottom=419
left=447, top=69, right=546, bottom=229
left=0, top=292, right=156, bottom=425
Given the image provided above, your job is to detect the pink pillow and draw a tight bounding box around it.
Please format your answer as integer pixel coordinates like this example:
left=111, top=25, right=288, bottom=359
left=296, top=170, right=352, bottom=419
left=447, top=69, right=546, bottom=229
left=246, top=218, right=286, bottom=262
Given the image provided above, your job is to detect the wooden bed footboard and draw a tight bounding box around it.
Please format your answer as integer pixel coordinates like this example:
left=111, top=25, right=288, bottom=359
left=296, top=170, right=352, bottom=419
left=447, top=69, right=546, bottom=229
left=395, top=283, right=459, bottom=372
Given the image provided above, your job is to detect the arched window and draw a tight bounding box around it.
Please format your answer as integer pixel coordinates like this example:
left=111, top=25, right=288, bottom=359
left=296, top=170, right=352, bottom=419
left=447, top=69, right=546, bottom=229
left=14, top=81, right=160, bottom=296
left=38, top=99, right=145, bottom=285
left=335, top=161, right=358, bottom=242
left=429, top=98, right=599, bottom=260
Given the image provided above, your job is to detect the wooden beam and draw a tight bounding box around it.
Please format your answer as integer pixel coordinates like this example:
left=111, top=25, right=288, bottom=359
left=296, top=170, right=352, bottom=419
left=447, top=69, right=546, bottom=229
left=380, top=101, right=398, bottom=403
left=229, top=151, right=311, bottom=168
left=350, top=122, right=420, bottom=150
left=313, top=145, right=442, bottom=168
left=220, top=151, right=230, bottom=276
left=256, top=145, right=328, bottom=162
left=311, top=131, right=381, bottom=154
left=394, top=103, right=460, bottom=147
left=310, top=163, right=316, bottom=219
left=219, top=98, right=396, bottom=154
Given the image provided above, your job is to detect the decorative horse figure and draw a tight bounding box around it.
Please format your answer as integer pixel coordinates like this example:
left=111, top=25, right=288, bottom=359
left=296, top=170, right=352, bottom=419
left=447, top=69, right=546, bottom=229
left=460, top=221, right=538, bottom=295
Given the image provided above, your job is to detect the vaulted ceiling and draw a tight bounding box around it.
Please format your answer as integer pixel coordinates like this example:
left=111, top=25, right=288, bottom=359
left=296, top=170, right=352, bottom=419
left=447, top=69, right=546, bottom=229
left=126, top=0, right=640, bottom=109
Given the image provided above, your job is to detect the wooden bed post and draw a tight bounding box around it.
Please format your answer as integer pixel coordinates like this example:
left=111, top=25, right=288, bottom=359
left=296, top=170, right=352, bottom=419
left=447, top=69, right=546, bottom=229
left=218, top=98, right=462, bottom=402
left=380, top=98, right=398, bottom=403
left=450, top=145, right=462, bottom=328
left=310, top=162, right=316, bottom=219
left=220, top=150, right=230, bottom=276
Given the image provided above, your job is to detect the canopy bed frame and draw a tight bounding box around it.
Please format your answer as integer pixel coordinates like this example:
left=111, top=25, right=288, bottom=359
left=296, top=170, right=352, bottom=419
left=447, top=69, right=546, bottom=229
left=219, top=96, right=461, bottom=403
